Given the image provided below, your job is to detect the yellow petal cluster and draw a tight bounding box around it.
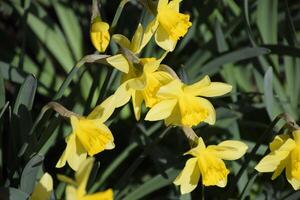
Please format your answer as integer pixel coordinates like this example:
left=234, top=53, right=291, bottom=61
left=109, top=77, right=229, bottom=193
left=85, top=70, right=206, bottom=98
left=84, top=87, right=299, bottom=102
left=59, top=157, right=113, bottom=200
left=30, top=173, right=53, bottom=200
left=255, top=130, right=300, bottom=190
left=109, top=55, right=174, bottom=120
left=174, top=137, right=248, bottom=193
left=141, top=0, right=192, bottom=51
left=145, top=76, right=232, bottom=127
left=56, top=98, right=115, bottom=171
left=90, top=18, right=110, bottom=53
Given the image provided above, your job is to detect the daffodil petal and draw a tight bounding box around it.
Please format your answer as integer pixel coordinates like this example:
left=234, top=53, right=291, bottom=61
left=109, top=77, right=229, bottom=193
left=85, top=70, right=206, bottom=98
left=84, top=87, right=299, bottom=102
left=195, top=97, right=216, bottom=125
left=56, top=133, right=87, bottom=170
left=184, top=137, right=206, bottom=157
left=286, top=156, right=300, bottom=190
left=66, top=186, right=78, bottom=200
left=157, top=79, right=183, bottom=99
left=114, top=81, right=132, bottom=107
left=87, top=95, right=116, bottom=121
left=145, top=99, right=177, bottom=121
left=31, top=173, right=53, bottom=200
left=185, top=78, right=232, bottom=97
left=270, top=134, right=290, bottom=151
left=208, top=140, right=248, bottom=160
left=155, top=25, right=177, bottom=51
left=167, top=0, right=181, bottom=11
left=255, top=138, right=295, bottom=172
left=183, top=75, right=211, bottom=94
left=174, top=157, right=200, bottom=194
left=157, top=0, right=169, bottom=9
left=271, top=159, right=287, bottom=180
left=140, top=19, right=159, bottom=50
left=106, top=54, right=129, bottom=73
left=130, top=24, right=143, bottom=53
left=132, top=91, right=143, bottom=121
left=76, top=157, right=94, bottom=196
left=112, top=34, right=131, bottom=49
left=293, top=130, right=300, bottom=145
left=216, top=176, right=227, bottom=188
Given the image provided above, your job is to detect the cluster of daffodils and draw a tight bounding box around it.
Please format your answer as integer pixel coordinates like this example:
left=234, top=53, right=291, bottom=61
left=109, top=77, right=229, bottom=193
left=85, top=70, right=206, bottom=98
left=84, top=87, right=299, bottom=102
left=28, top=0, right=300, bottom=199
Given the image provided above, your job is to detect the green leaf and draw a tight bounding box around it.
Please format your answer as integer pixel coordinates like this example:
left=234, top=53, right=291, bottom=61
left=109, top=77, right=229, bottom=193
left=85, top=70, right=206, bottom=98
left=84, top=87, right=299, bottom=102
left=0, top=61, right=27, bottom=84
left=0, top=187, right=29, bottom=200
left=122, top=167, right=180, bottom=200
left=197, top=47, right=270, bottom=76
left=13, top=75, right=37, bottom=114
left=20, top=154, right=44, bottom=194
left=13, top=4, right=75, bottom=72
left=239, top=173, right=258, bottom=200
left=52, top=1, right=83, bottom=60
left=257, top=0, right=278, bottom=45
left=264, top=67, right=274, bottom=119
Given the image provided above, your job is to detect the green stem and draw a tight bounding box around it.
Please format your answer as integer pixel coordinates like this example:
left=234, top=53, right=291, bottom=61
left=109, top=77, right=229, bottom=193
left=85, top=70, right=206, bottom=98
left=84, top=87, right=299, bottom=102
left=110, top=0, right=130, bottom=32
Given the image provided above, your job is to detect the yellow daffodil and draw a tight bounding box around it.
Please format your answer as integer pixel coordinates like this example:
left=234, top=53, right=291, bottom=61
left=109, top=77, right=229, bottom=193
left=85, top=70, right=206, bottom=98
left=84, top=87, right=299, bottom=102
left=109, top=54, right=174, bottom=120
left=30, top=173, right=53, bottom=200
left=174, top=137, right=248, bottom=193
left=141, top=0, right=192, bottom=51
left=59, top=157, right=113, bottom=200
left=255, top=129, right=300, bottom=190
left=90, top=17, right=110, bottom=53
left=56, top=98, right=115, bottom=171
left=145, top=75, right=232, bottom=127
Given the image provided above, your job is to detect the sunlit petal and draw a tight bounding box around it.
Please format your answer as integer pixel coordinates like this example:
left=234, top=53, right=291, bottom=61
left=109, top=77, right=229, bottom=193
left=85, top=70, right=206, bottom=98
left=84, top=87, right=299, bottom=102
left=173, top=158, right=200, bottom=194
left=145, top=99, right=177, bottom=121
left=208, top=140, right=248, bottom=160
left=255, top=138, right=295, bottom=172
left=106, top=54, right=129, bottom=73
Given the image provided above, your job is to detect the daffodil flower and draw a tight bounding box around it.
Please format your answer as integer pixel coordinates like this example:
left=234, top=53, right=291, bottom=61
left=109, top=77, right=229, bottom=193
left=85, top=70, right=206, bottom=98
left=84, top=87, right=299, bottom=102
left=30, top=173, right=53, bottom=200
left=255, top=130, right=300, bottom=190
left=145, top=75, right=232, bottom=127
left=56, top=97, right=116, bottom=171
left=109, top=54, right=174, bottom=120
left=59, top=157, right=113, bottom=200
left=141, top=0, right=192, bottom=51
left=174, top=137, right=248, bottom=194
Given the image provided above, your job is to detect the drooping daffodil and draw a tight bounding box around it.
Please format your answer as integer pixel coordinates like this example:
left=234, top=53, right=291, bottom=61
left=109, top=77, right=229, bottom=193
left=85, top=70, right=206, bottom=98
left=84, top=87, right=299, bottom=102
left=145, top=75, right=232, bottom=127
left=141, top=0, right=192, bottom=51
left=174, top=137, right=248, bottom=194
left=255, top=129, right=300, bottom=190
left=58, top=157, right=113, bottom=200
left=56, top=97, right=116, bottom=171
left=30, top=173, right=53, bottom=200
